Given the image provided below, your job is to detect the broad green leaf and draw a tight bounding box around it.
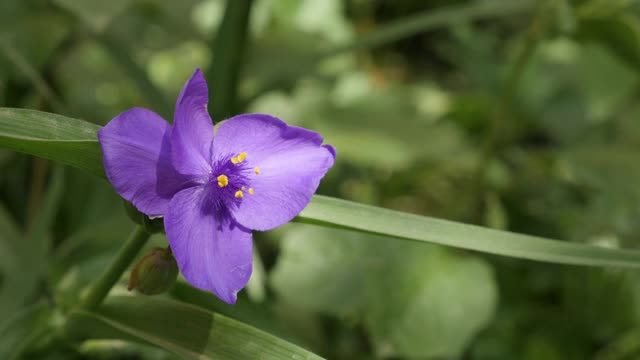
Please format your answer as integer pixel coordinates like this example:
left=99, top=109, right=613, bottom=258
left=364, top=246, right=495, bottom=358
left=4, top=108, right=640, bottom=267
left=271, top=226, right=496, bottom=358
left=65, top=296, right=323, bottom=359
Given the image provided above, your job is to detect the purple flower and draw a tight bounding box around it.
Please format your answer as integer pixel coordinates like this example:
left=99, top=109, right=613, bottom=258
left=98, top=69, right=335, bottom=304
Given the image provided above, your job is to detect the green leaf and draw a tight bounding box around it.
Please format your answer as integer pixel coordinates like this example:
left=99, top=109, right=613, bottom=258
left=0, top=108, right=103, bottom=177
left=296, top=196, right=640, bottom=267
left=65, top=296, right=323, bottom=359
left=364, top=246, right=495, bottom=358
left=271, top=225, right=496, bottom=358
left=3, top=108, right=640, bottom=267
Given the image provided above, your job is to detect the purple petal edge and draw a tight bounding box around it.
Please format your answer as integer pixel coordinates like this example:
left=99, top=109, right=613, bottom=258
left=98, top=107, right=188, bottom=216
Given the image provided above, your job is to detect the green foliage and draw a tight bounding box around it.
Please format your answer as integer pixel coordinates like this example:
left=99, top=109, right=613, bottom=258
left=0, top=108, right=103, bottom=176
left=0, top=302, right=50, bottom=359
left=3, top=107, right=640, bottom=267
left=271, top=226, right=496, bottom=358
left=0, top=167, right=63, bottom=319
left=66, top=296, right=323, bottom=359
left=3, top=0, right=640, bottom=358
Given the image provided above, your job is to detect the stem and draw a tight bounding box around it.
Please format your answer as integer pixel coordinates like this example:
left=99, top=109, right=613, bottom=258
left=80, top=225, right=150, bottom=310
left=206, top=0, right=253, bottom=121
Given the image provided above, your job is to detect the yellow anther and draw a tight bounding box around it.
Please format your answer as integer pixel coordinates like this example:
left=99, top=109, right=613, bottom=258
left=241, top=186, right=245, bottom=190
left=217, top=174, right=229, bottom=187
left=231, top=157, right=239, bottom=164
left=248, top=188, right=254, bottom=195
left=237, top=152, right=247, bottom=163
left=235, top=190, right=244, bottom=198
left=254, top=167, right=260, bottom=175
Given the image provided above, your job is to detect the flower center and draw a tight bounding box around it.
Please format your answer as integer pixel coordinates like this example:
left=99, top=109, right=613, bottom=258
left=217, top=174, right=229, bottom=187
left=212, top=151, right=260, bottom=201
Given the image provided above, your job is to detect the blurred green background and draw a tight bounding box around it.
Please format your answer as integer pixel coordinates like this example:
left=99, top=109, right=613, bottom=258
left=2, top=0, right=640, bottom=358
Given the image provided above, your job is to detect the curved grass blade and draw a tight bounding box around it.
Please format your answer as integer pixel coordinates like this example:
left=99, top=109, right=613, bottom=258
left=3, top=108, right=640, bottom=268
left=65, top=296, right=323, bottom=360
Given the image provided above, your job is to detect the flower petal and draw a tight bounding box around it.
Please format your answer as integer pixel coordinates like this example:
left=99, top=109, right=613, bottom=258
left=171, top=69, right=214, bottom=176
left=98, top=107, right=188, bottom=216
left=214, top=114, right=336, bottom=230
left=165, top=186, right=253, bottom=304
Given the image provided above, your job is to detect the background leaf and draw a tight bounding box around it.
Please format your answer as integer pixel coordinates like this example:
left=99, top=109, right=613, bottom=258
left=65, top=296, right=324, bottom=360
left=271, top=225, right=497, bottom=358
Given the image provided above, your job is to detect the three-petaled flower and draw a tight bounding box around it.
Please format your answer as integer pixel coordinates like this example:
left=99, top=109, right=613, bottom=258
left=98, top=69, right=335, bottom=304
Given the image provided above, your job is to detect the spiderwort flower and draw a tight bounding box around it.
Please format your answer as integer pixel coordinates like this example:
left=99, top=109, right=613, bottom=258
left=98, top=69, right=335, bottom=304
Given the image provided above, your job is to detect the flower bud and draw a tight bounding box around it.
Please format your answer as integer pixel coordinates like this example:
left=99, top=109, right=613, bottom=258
left=128, top=247, right=178, bottom=295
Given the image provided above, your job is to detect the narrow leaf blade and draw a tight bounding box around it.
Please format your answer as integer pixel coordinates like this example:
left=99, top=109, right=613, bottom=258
left=297, top=196, right=640, bottom=268
left=0, top=108, right=103, bottom=177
